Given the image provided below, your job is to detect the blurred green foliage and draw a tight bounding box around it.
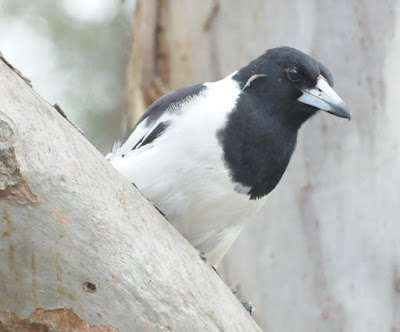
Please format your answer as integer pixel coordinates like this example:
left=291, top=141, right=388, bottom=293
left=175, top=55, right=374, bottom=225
left=0, top=0, right=134, bottom=153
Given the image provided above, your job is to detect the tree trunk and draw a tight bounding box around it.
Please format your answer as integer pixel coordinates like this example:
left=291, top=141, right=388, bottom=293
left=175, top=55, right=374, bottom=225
left=126, top=1, right=400, bottom=331
left=0, top=55, right=261, bottom=331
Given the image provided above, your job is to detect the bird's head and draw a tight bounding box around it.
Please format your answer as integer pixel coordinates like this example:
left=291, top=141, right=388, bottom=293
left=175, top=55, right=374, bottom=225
left=235, top=46, right=351, bottom=125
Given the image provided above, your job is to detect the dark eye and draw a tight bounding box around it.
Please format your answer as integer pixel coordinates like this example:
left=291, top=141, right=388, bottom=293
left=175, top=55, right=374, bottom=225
left=286, top=67, right=301, bottom=82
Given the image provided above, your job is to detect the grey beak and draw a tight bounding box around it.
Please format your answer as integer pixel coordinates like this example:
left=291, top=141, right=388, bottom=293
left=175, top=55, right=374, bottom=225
left=297, top=75, right=351, bottom=119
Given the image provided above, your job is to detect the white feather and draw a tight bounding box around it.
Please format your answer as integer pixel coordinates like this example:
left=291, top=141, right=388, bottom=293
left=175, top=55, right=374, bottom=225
left=109, top=72, right=267, bottom=266
left=242, top=74, right=268, bottom=90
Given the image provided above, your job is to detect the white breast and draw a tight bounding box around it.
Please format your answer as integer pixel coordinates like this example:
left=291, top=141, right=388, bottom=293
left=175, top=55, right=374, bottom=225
left=109, top=74, right=267, bottom=266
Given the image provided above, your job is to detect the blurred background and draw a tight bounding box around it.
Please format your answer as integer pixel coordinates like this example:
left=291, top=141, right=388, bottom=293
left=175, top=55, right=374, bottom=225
left=0, top=0, right=135, bottom=152
left=1, top=1, right=399, bottom=331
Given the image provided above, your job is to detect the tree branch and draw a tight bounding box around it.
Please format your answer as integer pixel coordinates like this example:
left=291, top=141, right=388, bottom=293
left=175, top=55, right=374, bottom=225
left=0, top=57, right=261, bottom=331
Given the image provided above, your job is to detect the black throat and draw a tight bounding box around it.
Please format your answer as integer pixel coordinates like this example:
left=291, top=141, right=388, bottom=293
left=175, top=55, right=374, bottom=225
left=218, top=74, right=316, bottom=199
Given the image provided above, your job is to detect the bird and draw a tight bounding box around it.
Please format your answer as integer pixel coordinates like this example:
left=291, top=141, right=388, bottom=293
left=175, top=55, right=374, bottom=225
left=107, top=46, right=351, bottom=268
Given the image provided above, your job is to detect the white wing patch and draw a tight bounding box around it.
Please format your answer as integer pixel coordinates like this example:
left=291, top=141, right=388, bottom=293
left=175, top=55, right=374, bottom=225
left=107, top=93, right=203, bottom=161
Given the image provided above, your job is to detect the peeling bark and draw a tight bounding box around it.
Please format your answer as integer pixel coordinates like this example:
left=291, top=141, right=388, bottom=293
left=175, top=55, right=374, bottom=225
left=0, top=121, right=37, bottom=205
left=0, top=308, right=119, bottom=332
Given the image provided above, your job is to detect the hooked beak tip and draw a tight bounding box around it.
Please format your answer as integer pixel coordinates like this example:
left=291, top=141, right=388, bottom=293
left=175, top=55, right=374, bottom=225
left=328, top=101, right=352, bottom=119
left=298, top=75, right=351, bottom=120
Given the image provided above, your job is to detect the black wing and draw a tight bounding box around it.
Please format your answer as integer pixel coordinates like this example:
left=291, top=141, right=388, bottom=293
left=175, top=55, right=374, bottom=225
left=110, top=83, right=205, bottom=156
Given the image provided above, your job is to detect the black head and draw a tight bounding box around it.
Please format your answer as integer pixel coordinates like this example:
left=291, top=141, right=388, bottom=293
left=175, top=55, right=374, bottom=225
left=220, top=47, right=351, bottom=199
left=233, top=46, right=351, bottom=127
left=264, top=46, right=334, bottom=87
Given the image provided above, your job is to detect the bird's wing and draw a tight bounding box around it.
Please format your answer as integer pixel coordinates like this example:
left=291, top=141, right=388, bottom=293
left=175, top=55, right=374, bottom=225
left=107, top=83, right=205, bottom=159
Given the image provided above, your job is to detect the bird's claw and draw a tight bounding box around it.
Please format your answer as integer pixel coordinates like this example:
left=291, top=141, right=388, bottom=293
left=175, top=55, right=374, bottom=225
left=241, top=301, right=255, bottom=315
left=232, top=287, right=255, bottom=315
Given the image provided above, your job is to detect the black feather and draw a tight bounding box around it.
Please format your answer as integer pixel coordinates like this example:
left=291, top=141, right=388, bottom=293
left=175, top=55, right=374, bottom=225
left=136, top=121, right=170, bottom=148
left=220, top=46, right=334, bottom=199
left=137, top=83, right=205, bottom=127
left=122, top=83, right=205, bottom=150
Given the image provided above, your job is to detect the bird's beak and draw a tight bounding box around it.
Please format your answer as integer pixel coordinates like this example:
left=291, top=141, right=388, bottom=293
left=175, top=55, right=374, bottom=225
left=297, top=75, right=351, bottom=119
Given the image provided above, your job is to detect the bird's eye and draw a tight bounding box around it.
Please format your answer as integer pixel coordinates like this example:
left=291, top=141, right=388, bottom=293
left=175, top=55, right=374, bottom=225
left=286, top=67, right=301, bottom=82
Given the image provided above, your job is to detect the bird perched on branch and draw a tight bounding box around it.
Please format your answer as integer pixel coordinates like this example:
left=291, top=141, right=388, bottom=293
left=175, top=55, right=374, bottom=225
left=107, top=46, right=351, bottom=267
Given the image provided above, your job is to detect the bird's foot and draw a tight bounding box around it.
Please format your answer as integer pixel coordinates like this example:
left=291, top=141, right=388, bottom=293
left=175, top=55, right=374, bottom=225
left=231, top=287, right=255, bottom=315
left=198, top=254, right=253, bottom=313
left=240, top=301, right=255, bottom=315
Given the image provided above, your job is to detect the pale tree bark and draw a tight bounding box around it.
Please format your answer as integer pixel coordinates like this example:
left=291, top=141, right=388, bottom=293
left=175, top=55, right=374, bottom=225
left=126, top=1, right=400, bottom=331
left=0, top=55, right=261, bottom=331
left=126, top=0, right=170, bottom=128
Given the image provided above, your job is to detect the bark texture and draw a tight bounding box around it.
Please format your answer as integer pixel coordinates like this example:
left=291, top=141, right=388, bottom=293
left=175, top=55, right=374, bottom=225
left=126, top=0, right=170, bottom=127
left=126, top=1, right=400, bottom=331
left=0, top=56, right=261, bottom=331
